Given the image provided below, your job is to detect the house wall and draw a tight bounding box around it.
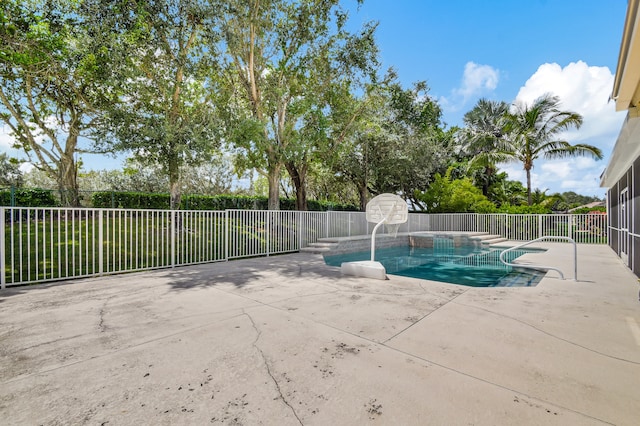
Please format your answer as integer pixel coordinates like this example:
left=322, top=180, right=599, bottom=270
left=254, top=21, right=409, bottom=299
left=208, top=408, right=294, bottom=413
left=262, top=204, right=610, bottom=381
left=633, top=158, right=640, bottom=273
left=607, top=158, right=640, bottom=277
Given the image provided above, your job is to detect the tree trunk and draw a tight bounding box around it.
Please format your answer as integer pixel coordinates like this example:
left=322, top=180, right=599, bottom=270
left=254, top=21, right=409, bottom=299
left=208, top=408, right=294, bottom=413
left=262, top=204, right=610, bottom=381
left=169, top=156, right=181, bottom=210
left=285, top=162, right=308, bottom=211
left=526, top=167, right=532, bottom=206
left=170, top=180, right=181, bottom=210
left=296, top=177, right=307, bottom=211
left=59, top=132, right=80, bottom=207
left=358, top=183, right=368, bottom=212
left=481, top=166, right=492, bottom=197
left=58, top=155, right=80, bottom=207
left=267, top=164, right=281, bottom=210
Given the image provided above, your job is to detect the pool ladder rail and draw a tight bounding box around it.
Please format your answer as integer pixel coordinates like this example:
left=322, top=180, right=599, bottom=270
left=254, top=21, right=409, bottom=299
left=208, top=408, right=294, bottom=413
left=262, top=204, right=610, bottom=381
left=498, top=236, right=577, bottom=281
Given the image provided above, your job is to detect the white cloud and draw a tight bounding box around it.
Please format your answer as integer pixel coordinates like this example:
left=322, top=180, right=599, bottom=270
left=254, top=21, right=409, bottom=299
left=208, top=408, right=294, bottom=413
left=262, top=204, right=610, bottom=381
left=500, top=61, right=624, bottom=197
left=541, top=161, right=572, bottom=179
left=441, top=62, right=500, bottom=112
left=455, top=62, right=500, bottom=100
left=514, top=61, right=622, bottom=146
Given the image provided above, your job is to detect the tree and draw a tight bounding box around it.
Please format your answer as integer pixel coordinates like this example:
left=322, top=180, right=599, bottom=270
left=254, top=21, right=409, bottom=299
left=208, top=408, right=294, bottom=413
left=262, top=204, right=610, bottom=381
left=282, top=20, right=380, bottom=210
left=305, top=164, right=360, bottom=206
left=218, top=0, right=378, bottom=210
left=333, top=77, right=450, bottom=210
left=85, top=0, right=223, bottom=209
left=485, top=171, right=527, bottom=206
left=560, top=191, right=602, bottom=207
left=0, top=0, right=105, bottom=206
left=0, top=153, right=23, bottom=187
left=180, top=154, right=234, bottom=195
left=503, top=94, right=603, bottom=205
left=415, top=169, right=495, bottom=213
left=78, top=160, right=169, bottom=193
left=78, top=155, right=232, bottom=195
left=22, top=167, right=56, bottom=189
left=459, top=98, right=510, bottom=196
left=530, top=188, right=564, bottom=208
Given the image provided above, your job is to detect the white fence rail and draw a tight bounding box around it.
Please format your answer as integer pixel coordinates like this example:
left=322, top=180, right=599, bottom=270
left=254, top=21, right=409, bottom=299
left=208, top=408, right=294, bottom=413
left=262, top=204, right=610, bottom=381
left=0, top=208, right=607, bottom=288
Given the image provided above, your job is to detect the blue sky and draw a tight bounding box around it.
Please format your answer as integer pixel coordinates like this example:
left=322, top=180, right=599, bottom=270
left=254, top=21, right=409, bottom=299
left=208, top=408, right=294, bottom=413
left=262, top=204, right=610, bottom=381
left=0, top=0, right=630, bottom=197
left=348, top=0, right=629, bottom=197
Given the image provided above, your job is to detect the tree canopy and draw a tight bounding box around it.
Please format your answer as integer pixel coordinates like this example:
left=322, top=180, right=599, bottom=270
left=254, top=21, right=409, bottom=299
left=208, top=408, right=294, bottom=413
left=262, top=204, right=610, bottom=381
left=216, top=0, right=379, bottom=210
left=1, top=1, right=604, bottom=212
left=84, top=0, right=223, bottom=209
left=0, top=0, right=106, bottom=205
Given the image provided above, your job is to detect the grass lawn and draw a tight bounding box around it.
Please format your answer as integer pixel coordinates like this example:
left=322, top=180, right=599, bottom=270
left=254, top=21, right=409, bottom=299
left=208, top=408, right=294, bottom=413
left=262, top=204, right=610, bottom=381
left=2, top=210, right=316, bottom=285
left=3, top=211, right=227, bottom=284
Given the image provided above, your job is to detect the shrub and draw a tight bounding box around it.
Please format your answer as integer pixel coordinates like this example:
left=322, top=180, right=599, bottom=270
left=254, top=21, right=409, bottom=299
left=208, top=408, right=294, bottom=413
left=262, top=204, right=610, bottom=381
left=497, top=204, right=552, bottom=214
left=91, top=191, right=358, bottom=211
left=92, top=191, right=170, bottom=209
left=416, top=173, right=496, bottom=213
left=0, top=188, right=57, bottom=207
left=570, top=206, right=606, bottom=215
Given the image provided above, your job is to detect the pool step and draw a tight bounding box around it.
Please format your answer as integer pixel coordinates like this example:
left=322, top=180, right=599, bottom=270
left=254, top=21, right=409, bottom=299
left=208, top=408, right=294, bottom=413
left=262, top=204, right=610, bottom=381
left=477, top=235, right=508, bottom=246
left=299, top=241, right=339, bottom=254
left=497, top=270, right=540, bottom=287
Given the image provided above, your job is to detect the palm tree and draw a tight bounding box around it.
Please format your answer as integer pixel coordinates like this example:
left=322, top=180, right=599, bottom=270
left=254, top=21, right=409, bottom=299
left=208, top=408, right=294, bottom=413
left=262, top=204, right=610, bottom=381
left=460, top=99, right=510, bottom=196
left=530, top=188, right=564, bottom=208
left=503, top=94, right=603, bottom=205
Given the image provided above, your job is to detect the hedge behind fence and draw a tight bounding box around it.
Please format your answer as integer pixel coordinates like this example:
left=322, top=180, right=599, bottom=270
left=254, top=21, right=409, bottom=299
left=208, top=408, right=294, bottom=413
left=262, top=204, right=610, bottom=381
left=0, top=188, right=57, bottom=207
left=91, top=191, right=358, bottom=211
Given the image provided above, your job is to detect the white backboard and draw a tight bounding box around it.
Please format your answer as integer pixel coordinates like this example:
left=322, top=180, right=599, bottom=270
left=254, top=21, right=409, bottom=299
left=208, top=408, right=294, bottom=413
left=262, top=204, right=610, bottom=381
left=365, top=194, right=408, bottom=225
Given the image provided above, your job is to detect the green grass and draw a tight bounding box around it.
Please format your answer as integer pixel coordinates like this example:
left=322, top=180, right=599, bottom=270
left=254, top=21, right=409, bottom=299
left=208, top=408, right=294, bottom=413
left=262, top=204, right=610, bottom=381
left=3, top=212, right=228, bottom=284
left=2, top=211, right=314, bottom=285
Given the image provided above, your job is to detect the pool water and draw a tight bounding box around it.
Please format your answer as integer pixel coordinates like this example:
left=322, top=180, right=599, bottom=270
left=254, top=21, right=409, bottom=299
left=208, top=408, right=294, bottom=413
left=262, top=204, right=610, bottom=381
left=324, top=245, right=546, bottom=287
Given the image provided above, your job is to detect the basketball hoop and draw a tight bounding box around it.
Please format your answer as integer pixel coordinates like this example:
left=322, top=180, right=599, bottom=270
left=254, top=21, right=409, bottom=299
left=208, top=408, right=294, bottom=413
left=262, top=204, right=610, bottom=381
left=341, top=194, right=408, bottom=280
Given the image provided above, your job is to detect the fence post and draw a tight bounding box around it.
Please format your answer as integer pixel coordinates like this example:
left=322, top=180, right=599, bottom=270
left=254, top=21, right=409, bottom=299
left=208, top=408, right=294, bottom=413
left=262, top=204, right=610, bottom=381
left=224, top=210, right=229, bottom=261
left=298, top=212, right=303, bottom=249
left=171, top=210, right=176, bottom=268
left=568, top=215, right=573, bottom=240
left=503, top=214, right=508, bottom=240
left=266, top=211, right=271, bottom=256
left=99, top=210, right=104, bottom=275
left=326, top=211, right=330, bottom=238
left=1, top=207, right=5, bottom=289
left=538, top=215, right=543, bottom=239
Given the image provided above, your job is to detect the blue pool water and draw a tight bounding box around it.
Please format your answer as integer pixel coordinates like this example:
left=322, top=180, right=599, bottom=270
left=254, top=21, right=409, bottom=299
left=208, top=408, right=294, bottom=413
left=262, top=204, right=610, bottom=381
left=324, top=245, right=546, bottom=287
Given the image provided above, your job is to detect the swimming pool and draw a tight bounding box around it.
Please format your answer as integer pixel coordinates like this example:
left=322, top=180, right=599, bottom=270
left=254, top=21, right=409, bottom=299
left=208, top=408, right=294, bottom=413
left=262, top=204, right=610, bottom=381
left=324, top=244, right=546, bottom=287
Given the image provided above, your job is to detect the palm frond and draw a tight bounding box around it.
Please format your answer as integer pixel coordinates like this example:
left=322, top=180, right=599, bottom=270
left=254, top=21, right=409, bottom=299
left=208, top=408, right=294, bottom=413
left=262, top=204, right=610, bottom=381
left=544, top=143, right=603, bottom=160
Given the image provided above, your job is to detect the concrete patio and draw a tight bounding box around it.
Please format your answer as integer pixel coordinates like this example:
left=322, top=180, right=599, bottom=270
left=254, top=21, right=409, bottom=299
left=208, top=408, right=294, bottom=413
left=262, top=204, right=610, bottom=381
left=0, top=243, right=639, bottom=425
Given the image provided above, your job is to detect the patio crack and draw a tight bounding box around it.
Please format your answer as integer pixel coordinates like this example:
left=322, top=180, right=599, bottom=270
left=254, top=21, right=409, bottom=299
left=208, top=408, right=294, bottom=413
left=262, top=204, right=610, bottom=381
left=97, top=296, right=117, bottom=333
left=244, top=310, right=304, bottom=425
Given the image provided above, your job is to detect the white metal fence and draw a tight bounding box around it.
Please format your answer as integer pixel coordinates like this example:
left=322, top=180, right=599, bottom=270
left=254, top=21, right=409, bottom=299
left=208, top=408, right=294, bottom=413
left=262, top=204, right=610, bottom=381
left=0, top=208, right=607, bottom=288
